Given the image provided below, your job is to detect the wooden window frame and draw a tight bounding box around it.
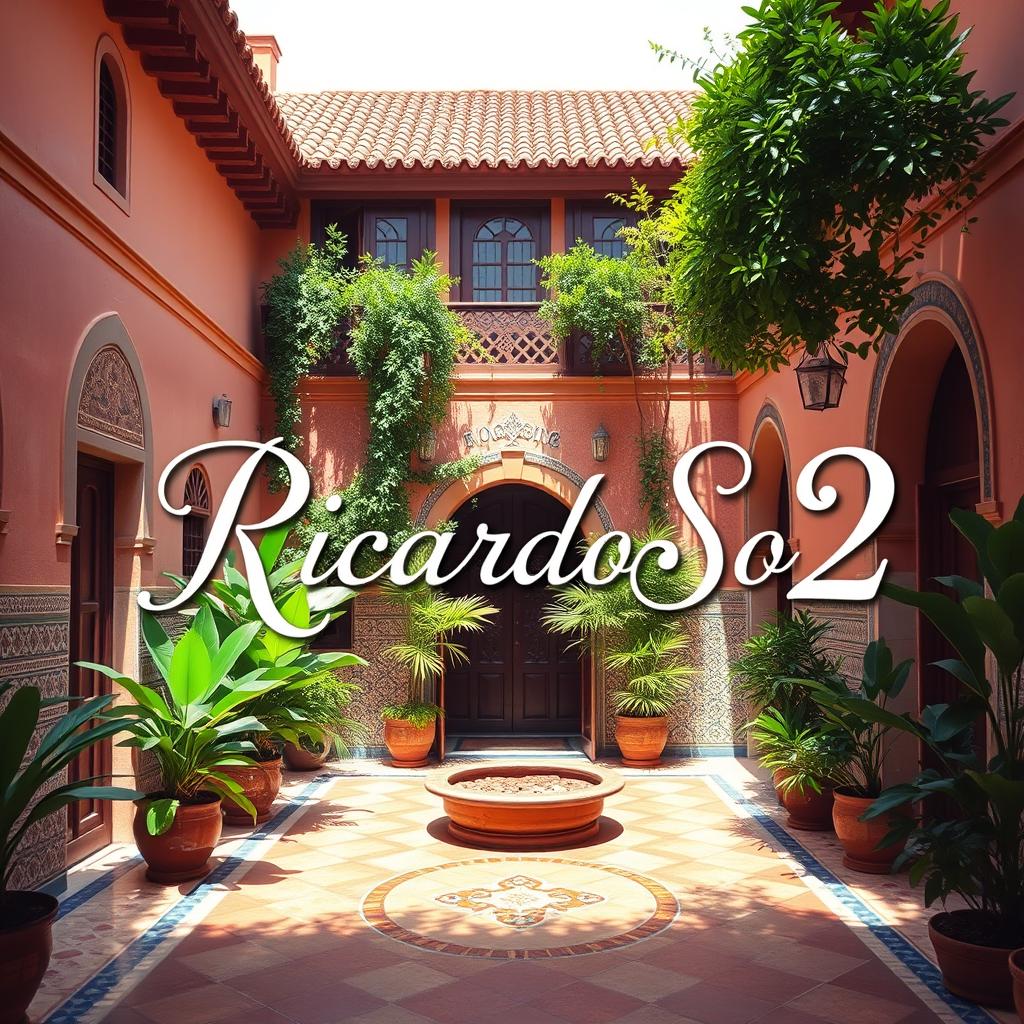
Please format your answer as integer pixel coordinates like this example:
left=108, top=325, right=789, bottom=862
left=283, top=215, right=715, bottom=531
left=566, top=201, right=636, bottom=254
left=311, top=201, right=434, bottom=271
left=93, top=37, right=131, bottom=212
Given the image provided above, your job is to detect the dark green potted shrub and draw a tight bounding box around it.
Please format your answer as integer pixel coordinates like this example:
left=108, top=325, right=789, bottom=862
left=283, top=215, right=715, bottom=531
left=544, top=525, right=702, bottom=766
left=281, top=673, right=362, bottom=770
left=807, top=640, right=913, bottom=871
left=380, top=578, right=495, bottom=767
left=0, top=684, right=140, bottom=1022
left=855, top=499, right=1024, bottom=1007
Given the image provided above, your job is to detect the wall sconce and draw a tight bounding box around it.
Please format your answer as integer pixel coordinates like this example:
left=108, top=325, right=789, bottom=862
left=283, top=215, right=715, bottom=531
left=591, top=423, right=610, bottom=462
left=418, top=426, right=437, bottom=463
left=212, top=394, right=233, bottom=428
left=796, top=342, right=847, bottom=411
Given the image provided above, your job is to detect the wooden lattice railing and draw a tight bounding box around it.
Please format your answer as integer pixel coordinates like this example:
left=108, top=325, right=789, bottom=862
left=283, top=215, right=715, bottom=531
left=452, top=303, right=559, bottom=367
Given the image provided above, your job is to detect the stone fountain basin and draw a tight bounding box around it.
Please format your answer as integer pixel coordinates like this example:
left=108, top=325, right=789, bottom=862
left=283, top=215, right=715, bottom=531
left=425, top=763, right=623, bottom=850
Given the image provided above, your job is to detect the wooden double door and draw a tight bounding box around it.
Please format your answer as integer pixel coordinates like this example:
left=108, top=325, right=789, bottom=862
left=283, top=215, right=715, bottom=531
left=443, top=485, right=582, bottom=734
left=67, top=455, right=115, bottom=864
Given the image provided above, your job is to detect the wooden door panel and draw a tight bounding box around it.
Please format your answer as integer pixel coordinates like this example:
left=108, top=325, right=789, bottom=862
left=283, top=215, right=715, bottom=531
left=68, top=456, right=114, bottom=864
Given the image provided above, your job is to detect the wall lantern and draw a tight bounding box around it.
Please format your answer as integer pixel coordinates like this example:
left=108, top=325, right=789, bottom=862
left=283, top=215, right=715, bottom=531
left=212, top=394, right=232, bottom=428
left=418, top=426, right=437, bottom=463
left=591, top=423, right=611, bottom=462
left=796, top=342, right=847, bottom=412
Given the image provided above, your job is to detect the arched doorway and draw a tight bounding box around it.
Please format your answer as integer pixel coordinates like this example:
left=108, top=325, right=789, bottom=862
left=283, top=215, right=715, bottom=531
left=442, top=484, right=584, bottom=736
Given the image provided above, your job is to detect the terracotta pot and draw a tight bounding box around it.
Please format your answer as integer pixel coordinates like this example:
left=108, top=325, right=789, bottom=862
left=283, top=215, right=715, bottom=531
left=929, top=911, right=1016, bottom=1008
left=0, top=890, right=58, bottom=1024
left=771, top=768, right=787, bottom=806
left=778, top=776, right=834, bottom=831
left=384, top=718, right=436, bottom=768
left=1009, top=948, right=1024, bottom=1021
left=283, top=740, right=330, bottom=771
left=133, top=796, right=223, bottom=884
left=219, top=757, right=283, bottom=824
left=832, top=789, right=907, bottom=873
left=615, top=715, right=668, bottom=768
left=426, top=764, right=624, bottom=850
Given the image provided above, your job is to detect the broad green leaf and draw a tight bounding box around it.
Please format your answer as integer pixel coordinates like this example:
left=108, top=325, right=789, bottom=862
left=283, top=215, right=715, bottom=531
left=141, top=614, right=174, bottom=682
left=146, top=798, right=179, bottom=836
left=167, top=628, right=213, bottom=708
left=0, top=686, right=40, bottom=793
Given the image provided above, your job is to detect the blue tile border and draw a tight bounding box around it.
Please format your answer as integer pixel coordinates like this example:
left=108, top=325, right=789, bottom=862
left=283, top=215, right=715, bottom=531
left=56, top=853, right=142, bottom=921
left=45, top=773, right=338, bottom=1024
left=45, top=767, right=999, bottom=1024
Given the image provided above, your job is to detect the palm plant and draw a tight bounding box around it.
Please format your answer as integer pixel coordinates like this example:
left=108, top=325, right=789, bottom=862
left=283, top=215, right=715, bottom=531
left=750, top=705, right=849, bottom=796
left=543, top=524, right=703, bottom=718
left=1, top=684, right=141, bottom=894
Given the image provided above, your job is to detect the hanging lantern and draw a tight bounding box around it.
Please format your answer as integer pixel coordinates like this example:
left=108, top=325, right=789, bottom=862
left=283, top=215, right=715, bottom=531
left=418, top=426, right=437, bottom=463
left=591, top=423, right=611, bottom=462
left=212, top=394, right=233, bottom=428
left=796, top=342, right=847, bottom=411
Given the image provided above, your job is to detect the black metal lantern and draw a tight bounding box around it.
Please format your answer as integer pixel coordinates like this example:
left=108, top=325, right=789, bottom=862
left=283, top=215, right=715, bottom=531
left=212, top=394, right=232, bottom=428
left=796, top=342, right=847, bottom=411
left=417, top=426, right=437, bottom=463
left=591, top=423, right=610, bottom=462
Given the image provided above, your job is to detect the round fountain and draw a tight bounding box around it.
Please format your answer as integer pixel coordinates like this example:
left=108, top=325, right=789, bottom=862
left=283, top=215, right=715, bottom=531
left=425, top=763, right=623, bottom=849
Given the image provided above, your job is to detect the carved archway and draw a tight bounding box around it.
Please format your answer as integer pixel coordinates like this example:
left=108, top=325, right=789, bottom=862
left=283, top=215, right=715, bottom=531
left=415, top=451, right=613, bottom=536
left=59, top=314, right=154, bottom=548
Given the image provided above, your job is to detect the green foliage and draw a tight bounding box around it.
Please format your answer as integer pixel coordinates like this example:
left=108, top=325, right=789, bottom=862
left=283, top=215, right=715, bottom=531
left=806, top=639, right=912, bottom=797
left=381, top=572, right=496, bottom=711
left=658, top=0, right=1012, bottom=372
left=380, top=701, right=444, bottom=729
left=89, top=611, right=311, bottom=834
left=262, top=227, right=350, bottom=487
left=731, top=610, right=843, bottom=725
left=860, top=499, right=1024, bottom=938
left=278, top=673, right=363, bottom=757
left=0, top=683, right=141, bottom=890
left=543, top=525, right=703, bottom=717
left=749, top=705, right=850, bottom=796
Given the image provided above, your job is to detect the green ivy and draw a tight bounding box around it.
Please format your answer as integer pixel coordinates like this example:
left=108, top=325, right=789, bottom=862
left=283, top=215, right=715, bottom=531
left=656, top=0, right=1012, bottom=372
left=261, top=227, right=350, bottom=489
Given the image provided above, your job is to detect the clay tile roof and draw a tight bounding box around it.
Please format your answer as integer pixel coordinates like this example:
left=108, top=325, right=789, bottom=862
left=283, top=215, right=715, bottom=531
left=275, top=90, right=696, bottom=171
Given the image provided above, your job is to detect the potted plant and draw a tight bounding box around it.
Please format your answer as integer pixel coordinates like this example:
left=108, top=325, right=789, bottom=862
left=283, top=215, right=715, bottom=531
left=749, top=706, right=847, bottom=830
left=855, top=499, right=1024, bottom=1008
left=169, top=526, right=362, bottom=821
left=0, top=684, right=140, bottom=1023
left=380, top=577, right=495, bottom=767
left=806, top=640, right=913, bottom=871
left=87, top=611, right=297, bottom=883
left=281, top=673, right=362, bottom=770
left=544, top=525, right=702, bottom=766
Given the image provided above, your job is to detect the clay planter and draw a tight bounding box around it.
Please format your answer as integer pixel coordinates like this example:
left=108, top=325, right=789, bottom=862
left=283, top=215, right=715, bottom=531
left=219, top=757, right=283, bottom=824
left=283, top=740, right=330, bottom=772
left=426, top=763, right=623, bottom=849
left=133, top=795, right=223, bottom=884
left=384, top=718, right=436, bottom=768
left=615, top=715, right=669, bottom=767
left=778, top=776, right=835, bottom=831
left=0, top=890, right=59, bottom=1024
left=929, top=911, right=1017, bottom=1008
left=1009, top=948, right=1024, bottom=1021
left=832, top=788, right=907, bottom=873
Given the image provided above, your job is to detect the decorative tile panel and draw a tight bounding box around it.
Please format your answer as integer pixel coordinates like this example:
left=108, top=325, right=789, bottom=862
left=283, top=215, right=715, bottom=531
left=793, top=600, right=874, bottom=683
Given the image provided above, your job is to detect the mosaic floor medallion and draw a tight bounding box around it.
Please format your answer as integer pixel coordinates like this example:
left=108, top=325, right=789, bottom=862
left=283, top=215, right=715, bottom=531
left=361, top=856, right=679, bottom=958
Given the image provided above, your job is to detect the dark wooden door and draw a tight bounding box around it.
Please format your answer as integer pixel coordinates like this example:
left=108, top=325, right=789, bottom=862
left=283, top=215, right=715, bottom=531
left=444, top=485, right=582, bottom=733
left=68, top=455, right=115, bottom=864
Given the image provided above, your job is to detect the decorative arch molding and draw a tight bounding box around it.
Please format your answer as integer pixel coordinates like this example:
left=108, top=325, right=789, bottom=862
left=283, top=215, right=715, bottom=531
left=415, top=451, right=613, bottom=534
left=58, top=314, right=154, bottom=549
left=866, top=278, right=994, bottom=504
left=745, top=399, right=794, bottom=543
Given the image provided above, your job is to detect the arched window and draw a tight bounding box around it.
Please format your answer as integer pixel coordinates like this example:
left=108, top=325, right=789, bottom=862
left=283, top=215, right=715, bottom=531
left=94, top=42, right=129, bottom=204
left=374, top=216, right=408, bottom=268
left=182, top=468, right=210, bottom=577
left=593, top=217, right=626, bottom=259
left=471, top=217, right=538, bottom=302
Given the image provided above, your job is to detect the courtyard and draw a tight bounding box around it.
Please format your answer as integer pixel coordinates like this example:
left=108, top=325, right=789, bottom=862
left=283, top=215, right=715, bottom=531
left=31, top=758, right=993, bottom=1024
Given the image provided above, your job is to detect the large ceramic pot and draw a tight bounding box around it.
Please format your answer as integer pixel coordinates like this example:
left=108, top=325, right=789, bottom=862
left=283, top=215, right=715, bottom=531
left=219, top=756, right=283, bottom=824
left=0, top=891, right=59, bottom=1024
left=614, top=715, right=669, bottom=768
left=778, top=776, right=834, bottom=831
left=832, top=788, right=906, bottom=873
left=1009, top=948, right=1024, bottom=1021
left=384, top=718, right=436, bottom=768
left=283, top=740, right=330, bottom=772
left=133, top=795, right=223, bottom=884
left=929, top=911, right=1016, bottom=1008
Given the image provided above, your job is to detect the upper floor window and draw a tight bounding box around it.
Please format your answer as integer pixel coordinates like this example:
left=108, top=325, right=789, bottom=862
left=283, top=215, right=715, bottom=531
left=568, top=202, right=636, bottom=259
left=182, top=467, right=210, bottom=578
left=94, top=41, right=130, bottom=207
left=592, top=216, right=626, bottom=259
left=471, top=217, right=538, bottom=302
left=374, top=216, right=409, bottom=268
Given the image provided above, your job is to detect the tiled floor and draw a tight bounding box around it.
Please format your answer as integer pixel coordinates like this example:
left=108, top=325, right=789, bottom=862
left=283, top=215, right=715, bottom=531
left=32, top=760, right=1006, bottom=1024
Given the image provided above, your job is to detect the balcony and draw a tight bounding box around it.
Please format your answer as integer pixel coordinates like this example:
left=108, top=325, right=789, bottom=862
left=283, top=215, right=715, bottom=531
left=309, top=303, right=731, bottom=377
